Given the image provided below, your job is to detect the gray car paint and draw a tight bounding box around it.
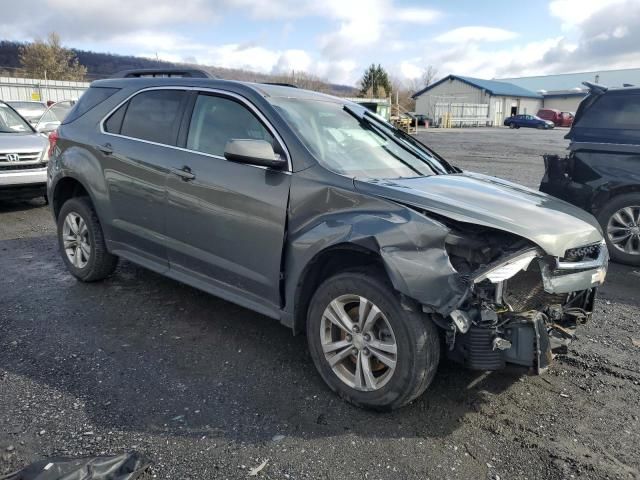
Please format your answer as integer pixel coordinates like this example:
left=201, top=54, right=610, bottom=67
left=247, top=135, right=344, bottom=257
left=48, top=77, right=605, bottom=333
left=353, top=172, right=603, bottom=257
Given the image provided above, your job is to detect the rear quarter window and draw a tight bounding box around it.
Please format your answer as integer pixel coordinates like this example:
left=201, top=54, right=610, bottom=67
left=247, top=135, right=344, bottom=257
left=62, top=87, right=120, bottom=124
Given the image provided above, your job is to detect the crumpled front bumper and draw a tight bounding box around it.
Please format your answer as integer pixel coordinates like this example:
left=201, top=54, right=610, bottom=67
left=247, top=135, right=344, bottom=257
left=541, top=243, right=609, bottom=294
left=447, top=242, right=608, bottom=374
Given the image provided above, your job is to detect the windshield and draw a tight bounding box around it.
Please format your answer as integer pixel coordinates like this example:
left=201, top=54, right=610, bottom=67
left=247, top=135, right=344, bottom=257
left=38, top=101, right=74, bottom=125
left=7, top=102, right=46, bottom=123
left=0, top=103, right=34, bottom=133
left=271, top=98, right=450, bottom=178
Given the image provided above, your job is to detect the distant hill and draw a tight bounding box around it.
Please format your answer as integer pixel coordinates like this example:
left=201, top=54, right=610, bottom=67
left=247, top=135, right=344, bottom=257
left=0, top=40, right=357, bottom=96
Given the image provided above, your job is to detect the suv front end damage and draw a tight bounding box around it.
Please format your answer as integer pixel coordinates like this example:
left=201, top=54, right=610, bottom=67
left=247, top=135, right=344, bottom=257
left=443, top=231, right=607, bottom=373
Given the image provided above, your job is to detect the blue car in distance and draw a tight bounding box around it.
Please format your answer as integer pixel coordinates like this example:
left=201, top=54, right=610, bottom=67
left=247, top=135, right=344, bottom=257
left=504, top=114, right=555, bottom=129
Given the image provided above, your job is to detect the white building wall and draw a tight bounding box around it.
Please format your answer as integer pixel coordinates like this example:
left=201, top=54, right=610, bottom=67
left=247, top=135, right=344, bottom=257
left=415, top=77, right=542, bottom=126
left=543, top=96, right=584, bottom=113
left=415, top=78, right=489, bottom=118
left=0, top=77, right=89, bottom=102
left=518, top=98, right=543, bottom=115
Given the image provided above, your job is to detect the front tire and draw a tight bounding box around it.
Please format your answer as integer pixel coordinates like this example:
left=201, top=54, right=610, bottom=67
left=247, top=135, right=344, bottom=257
left=57, top=197, right=118, bottom=281
left=508, top=122, right=516, bottom=129
left=597, top=193, right=640, bottom=266
left=306, top=268, right=440, bottom=410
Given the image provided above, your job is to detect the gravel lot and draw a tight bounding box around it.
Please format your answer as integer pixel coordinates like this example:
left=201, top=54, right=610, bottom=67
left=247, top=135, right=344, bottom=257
left=1, top=127, right=639, bottom=479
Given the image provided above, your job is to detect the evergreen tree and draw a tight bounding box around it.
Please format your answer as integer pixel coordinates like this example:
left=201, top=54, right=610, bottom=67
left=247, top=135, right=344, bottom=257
left=359, top=63, right=392, bottom=97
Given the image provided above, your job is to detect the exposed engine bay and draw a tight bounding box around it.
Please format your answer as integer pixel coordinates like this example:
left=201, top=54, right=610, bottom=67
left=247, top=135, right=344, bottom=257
left=435, top=221, right=607, bottom=373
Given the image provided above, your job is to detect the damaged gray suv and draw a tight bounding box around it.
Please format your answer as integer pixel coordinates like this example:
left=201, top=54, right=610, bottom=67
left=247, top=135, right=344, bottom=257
left=48, top=70, right=608, bottom=409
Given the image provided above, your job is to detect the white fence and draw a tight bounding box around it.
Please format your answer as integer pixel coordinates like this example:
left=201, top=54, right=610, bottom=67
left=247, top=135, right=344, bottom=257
left=434, top=102, right=490, bottom=127
left=0, top=76, right=90, bottom=103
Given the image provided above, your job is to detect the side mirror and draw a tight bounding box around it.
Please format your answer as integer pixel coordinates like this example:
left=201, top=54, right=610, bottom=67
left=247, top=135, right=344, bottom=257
left=224, top=139, right=287, bottom=169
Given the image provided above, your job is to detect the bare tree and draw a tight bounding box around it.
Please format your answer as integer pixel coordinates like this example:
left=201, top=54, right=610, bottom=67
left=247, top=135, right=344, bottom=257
left=407, top=65, right=439, bottom=95
left=422, top=65, right=438, bottom=88
left=390, top=75, right=416, bottom=111
left=19, top=33, right=87, bottom=81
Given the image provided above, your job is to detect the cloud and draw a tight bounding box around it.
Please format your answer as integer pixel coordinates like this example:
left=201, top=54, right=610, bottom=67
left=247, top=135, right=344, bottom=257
left=403, top=0, right=640, bottom=82
left=1, top=0, right=219, bottom=41
left=549, top=0, right=627, bottom=28
left=391, top=7, right=441, bottom=24
left=435, top=26, right=518, bottom=44
left=0, top=0, right=442, bottom=85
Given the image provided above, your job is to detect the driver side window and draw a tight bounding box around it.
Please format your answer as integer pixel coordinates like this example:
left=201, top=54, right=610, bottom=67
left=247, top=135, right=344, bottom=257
left=187, top=94, right=274, bottom=157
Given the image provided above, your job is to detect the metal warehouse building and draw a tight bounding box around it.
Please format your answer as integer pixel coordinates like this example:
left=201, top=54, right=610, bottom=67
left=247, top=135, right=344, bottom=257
left=412, top=75, right=542, bottom=127
left=498, top=67, right=640, bottom=112
left=414, top=68, right=640, bottom=127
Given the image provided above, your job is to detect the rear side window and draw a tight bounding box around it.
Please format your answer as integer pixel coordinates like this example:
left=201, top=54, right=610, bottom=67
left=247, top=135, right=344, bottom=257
left=186, top=94, right=273, bottom=157
left=63, top=87, right=119, bottom=124
left=118, top=90, right=185, bottom=144
left=579, top=93, right=640, bottom=130
left=104, top=103, right=127, bottom=134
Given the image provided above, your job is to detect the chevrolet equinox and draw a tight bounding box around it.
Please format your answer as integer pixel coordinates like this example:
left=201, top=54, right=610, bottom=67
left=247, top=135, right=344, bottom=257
left=48, top=70, right=609, bottom=409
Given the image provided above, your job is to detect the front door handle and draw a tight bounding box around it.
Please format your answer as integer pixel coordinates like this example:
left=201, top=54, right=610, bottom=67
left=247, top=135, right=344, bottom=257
left=170, top=166, right=196, bottom=181
left=97, top=143, right=113, bottom=155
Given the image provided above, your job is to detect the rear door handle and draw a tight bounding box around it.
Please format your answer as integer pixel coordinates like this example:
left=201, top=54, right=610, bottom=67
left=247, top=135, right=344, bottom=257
left=170, top=166, right=196, bottom=181
left=97, top=143, right=113, bottom=155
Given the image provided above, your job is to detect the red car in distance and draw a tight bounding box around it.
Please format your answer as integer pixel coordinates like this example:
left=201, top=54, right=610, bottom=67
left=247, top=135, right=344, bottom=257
left=537, top=108, right=574, bottom=127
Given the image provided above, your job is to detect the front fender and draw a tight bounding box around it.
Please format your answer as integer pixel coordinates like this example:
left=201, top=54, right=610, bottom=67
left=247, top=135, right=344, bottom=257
left=283, top=175, right=469, bottom=329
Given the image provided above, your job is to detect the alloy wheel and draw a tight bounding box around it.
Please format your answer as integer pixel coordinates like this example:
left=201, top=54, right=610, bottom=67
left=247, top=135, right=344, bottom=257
left=320, top=294, right=397, bottom=391
left=62, top=212, right=91, bottom=268
left=607, top=206, right=640, bottom=255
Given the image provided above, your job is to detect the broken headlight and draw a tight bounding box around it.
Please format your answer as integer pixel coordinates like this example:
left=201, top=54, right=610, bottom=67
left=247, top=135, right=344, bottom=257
left=472, top=248, right=540, bottom=284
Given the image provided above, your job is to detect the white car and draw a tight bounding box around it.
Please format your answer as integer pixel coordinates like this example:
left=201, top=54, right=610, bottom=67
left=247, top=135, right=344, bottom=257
left=0, top=101, right=49, bottom=201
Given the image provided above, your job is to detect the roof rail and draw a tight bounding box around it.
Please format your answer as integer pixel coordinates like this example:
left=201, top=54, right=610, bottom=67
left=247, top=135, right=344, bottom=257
left=582, top=81, right=608, bottom=94
left=262, top=82, right=299, bottom=88
left=111, top=68, right=215, bottom=79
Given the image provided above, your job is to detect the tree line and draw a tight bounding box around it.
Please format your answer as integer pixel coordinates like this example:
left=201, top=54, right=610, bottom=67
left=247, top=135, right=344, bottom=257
left=0, top=34, right=438, bottom=108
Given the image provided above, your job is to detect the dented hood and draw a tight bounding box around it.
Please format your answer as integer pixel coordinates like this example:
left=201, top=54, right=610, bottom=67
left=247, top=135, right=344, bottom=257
left=354, top=172, right=603, bottom=257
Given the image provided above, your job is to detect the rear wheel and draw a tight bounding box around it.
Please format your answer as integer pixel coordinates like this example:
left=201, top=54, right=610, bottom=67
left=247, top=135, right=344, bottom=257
left=306, top=268, right=440, bottom=410
left=597, top=193, right=640, bottom=266
left=57, top=197, right=119, bottom=281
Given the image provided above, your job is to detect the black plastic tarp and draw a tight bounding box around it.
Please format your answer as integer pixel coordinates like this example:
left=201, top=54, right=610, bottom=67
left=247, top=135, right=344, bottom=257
left=2, top=452, right=149, bottom=480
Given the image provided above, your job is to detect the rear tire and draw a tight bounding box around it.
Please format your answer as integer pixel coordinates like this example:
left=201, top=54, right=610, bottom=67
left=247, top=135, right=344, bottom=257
left=596, top=193, right=640, bottom=266
left=57, top=196, right=119, bottom=281
left=306, top=267, right=440, bottom=410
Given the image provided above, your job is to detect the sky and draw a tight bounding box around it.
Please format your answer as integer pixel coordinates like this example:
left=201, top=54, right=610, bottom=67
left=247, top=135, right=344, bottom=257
left=1, top=0, right=640, bottom=86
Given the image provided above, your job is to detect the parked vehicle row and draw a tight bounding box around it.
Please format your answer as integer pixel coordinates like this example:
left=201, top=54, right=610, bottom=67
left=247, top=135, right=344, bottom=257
left=0, top=100, right=75, bottom=201
left=46, top=69, right=607, bottom=409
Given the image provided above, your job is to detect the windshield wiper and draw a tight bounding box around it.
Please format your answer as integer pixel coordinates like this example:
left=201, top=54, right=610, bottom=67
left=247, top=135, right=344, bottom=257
left=343, top=105, right=427, bottom=176
left=344, top=104, right=459, bottom=174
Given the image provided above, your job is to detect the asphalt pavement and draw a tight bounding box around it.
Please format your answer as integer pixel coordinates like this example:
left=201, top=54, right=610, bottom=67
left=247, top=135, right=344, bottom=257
left=1, top=127, right=639, bottom=479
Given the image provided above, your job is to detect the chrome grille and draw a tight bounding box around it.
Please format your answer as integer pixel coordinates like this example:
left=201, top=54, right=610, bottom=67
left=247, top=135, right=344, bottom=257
left=0, top=151, right=44, bottom=171
left=562, top=244, right=601, bottom=263
left=0, top=151, right=41, bottom=163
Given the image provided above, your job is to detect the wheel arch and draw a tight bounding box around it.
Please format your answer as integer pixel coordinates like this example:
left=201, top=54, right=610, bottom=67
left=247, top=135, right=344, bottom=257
left=51, top=175, right=94, bottom=220
left=291, top=242, right=388, bottom=335
left=591, top=183, right=640, bottom=216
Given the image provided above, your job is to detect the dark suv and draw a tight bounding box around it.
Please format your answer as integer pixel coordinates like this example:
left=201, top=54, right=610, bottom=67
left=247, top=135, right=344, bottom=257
left=541, top=83, right=640, bottom=266
left=48, top=70, right=608, bottom=409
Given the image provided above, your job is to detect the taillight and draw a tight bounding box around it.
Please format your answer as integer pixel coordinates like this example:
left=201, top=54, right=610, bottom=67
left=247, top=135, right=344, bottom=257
left=48, top=129, right=59, bottom=157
